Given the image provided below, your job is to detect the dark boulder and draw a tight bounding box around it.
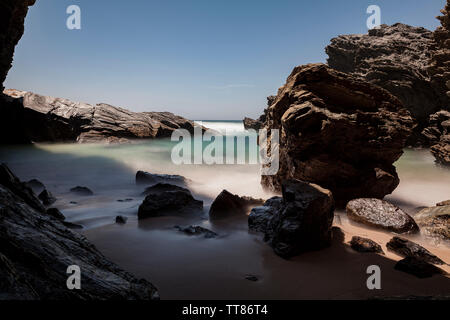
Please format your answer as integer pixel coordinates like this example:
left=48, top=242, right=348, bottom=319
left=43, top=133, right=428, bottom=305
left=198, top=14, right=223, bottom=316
left=70, top=186, right=94, bottom=196
left=248, top=180, right=334, bottom=259
left=38, top=189, right=56, bottom=206
left=115, top=215, right=128, bottom=224
left=260, top=64, right=413, bottom=206
left=387, top=237, right=445, bottom=265
left=174, top=225, right=218, bottom=239
left=395, top=257, right=447, bottom=279
left=243, top=117, right=263, bottom=131
left=25, top=179, right=45, bottom=194
left=136, top=171, right=187, bottom=187
left=350, top=236, right=384, bottom=254
left=346, top=198, right=419, bottom=234
left=209, top=190, right=264, bottom=220
left=0, top=164, right=158, bottom=299
left=138, top=183, right=203, bottom=219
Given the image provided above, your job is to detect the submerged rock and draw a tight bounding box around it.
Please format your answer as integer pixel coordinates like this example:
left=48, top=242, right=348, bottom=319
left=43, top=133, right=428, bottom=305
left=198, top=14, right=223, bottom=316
left=174, top=225, right=218, bottom=238
left=138, top=183, right=203, bottom=219
left=1, top=89, right=203, bottom=144
left=260, top=64, right=413, bottom=206
left=395, top=257, right=447, bottom=279
left=115, top=215, right=128, bottom=224
left=248, top=180, right=334, bottom=259
left=0, top=164, right=158, bottom=299
left=209, top=190, right=264, bottom=220
left=386, top=237, right=445, bottom=265
left=70, top=186, right=94, bottom=196
left=38, top=189, right=56, bottom=206
left=350, top=236, right=384, bottom=254
left=326, top=23, right=438, bottom=145
left=244, top=275, right=259, bottom=282
left=415, top=205, right=450, bottom=241
left=346, top=198, right=419, bottom=234
left=136, top=171, right=187, bottom=187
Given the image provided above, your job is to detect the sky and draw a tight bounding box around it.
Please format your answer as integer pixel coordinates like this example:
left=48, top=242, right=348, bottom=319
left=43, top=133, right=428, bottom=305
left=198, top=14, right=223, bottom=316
left=5, top=0, right=446, bottom=120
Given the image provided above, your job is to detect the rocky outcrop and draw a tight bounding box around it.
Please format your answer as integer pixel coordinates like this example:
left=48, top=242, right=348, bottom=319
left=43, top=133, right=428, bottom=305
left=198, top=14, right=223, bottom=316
left=346, top=199, right=419, bottom=234
left=0, top=164, right=159, bottom=299
left=326, top=23, right=439, bottom=145
left=415, top=205, right=450, bottom=241
left=0, top=0, right=35, bottom=92
left=38, top=189, right=56, bottom=206
left=243, top=117, right=262, bottom=131
left=350, top=236, right=384, bottom=254
left=248, top=180, right=334, bottom=259
left=0, top=90, right=202, bottom=144
left=138, top=183, right=203, bottom=219
left=136, top=171, right=187, bottom=187
left=387, top=237, right=445, bottom=265
left=70, top=186, right=94, bottom=196
left=421, top=110, right=450, bottom=165
left=260, top=64, right=413, bottom=205
left=428, top=0, right=450, bottom=112
left=209, top=190, right=264, bottom=220
left=395, top=257, right=447, bottom=279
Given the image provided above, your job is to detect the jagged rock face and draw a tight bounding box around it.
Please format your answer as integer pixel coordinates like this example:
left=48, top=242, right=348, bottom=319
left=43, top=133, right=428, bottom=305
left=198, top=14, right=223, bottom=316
left=261, top=64, right=413, bottom=205
left=1, top=90, right=200, bottom=143
left=249, top=180, right=334, bottom=259
left=0, top=0, right=35, bottom=92
left=422, top=110, right=450, bottom=165
left=428, top=0, right=450, bottom=111
left=0, top=164, right=159, bottom=300
left=326, top=23, right=439, bottom=145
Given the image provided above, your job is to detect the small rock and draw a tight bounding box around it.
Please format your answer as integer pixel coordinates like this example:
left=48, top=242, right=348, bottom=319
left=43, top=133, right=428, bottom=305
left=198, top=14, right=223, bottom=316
left=115, top=216, right=128, bottom=224
left=209, top=190, right=264, bottom=220
left=117, top=198, right=133, bottom=203
left=386, top=237, right=445, bottom=265
left=138, top=183, right=203, bottom=219
left=350, top=236, right=384, bottom=254
left=346, top=198, right=419, bottom=234
left=243, top=117, right=262, bottom=130
left=136, top=171, right=187, bottom=186
left=395, top=257, right=447, bottom=279
left=46, top=208, right=65, bottom=221
left=69, top=201, right=78, bottom=205
left=415, top=205, right=450, bottom=241
left=70, top=186, right=93, bottom=196
left=244, top=275, right=259, bottom=282
left=38, top=189, right=56, bottom=206
left=174, top=225, right=218, bottom=238
left=25, top=179, right=45, bottom=193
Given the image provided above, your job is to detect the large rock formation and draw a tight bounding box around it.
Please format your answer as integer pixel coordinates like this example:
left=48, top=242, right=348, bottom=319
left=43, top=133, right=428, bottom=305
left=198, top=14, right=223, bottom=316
left=326, top=23, right=439, bottom=145
left=260, top=63, right=413, bottom=205
left=248, top=179, right=334, bottom=259
left=0, top=0, right=35, bottom=93
left=0, top=164, right=159, bottom=299
left=0, top=90, right=201, bottom=143
left=428, top=0, right=450, bottom=111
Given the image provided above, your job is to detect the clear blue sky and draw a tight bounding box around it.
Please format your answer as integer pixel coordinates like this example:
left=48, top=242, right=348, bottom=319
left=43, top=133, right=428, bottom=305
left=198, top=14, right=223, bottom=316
left=5, top=0, right=445, bottom=120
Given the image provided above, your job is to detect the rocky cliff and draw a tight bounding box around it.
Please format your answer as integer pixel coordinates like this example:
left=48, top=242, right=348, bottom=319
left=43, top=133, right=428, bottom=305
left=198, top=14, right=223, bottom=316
left=261, top=64, right=413, bottom=206
left=326, top=23, right=439, bottom=145
left=1, top=89, right=200, bottom=143
left=0, top=0, right=35, bottom=92
left=0, top=163, right=159, bottom=299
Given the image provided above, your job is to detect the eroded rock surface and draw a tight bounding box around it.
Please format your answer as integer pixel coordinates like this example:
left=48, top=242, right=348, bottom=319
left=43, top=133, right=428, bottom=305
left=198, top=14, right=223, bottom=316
left=138, top=183, right=203, bottom=219
left=415, top=205, right=450, bottom=242
left=248, top=180, right=334, bottom=259
left=0, top=164, right=159, bottom=300
left=346, top=199, right=419, bottom=234
left=1, top=90, right=201, bottom=144
left=387, top=237, right=445, bottom=265
left=350, top=236, right=384, bottom=254
left=260, top=64, right=413, bottom=205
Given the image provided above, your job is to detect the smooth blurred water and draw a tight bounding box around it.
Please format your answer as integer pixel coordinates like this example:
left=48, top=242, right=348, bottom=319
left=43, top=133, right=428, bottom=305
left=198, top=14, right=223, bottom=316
left=0, top=121, right=449, bottom=229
